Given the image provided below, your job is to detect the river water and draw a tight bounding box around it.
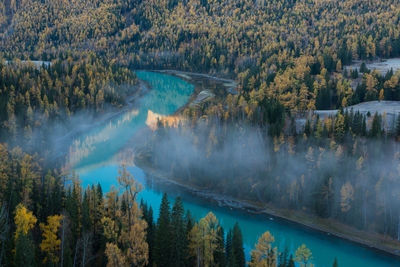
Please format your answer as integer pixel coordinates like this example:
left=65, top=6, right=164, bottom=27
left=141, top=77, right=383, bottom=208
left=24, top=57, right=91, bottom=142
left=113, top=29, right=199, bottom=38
left=70, top=71, right=400, bottom=267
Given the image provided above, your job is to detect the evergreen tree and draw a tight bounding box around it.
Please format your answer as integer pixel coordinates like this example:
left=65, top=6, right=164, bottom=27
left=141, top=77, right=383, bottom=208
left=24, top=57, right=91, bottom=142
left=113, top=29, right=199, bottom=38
left=14, top=233, right=35, bottom=267
left=370, top=112, right=382, bottom=138
left=214, top=226, right=226, bottom=267
left=278, top=247, right=289, bottom=267
left=81, top=191, right=91, bottom=233
left=171, top=197, right=185, bottom=267
left=155, top=193, right=171, bottom=267
left=360, top=62, right=369, bottom=73
left=14, top=204, right=36, bottom=267
left=226, top=229, right=232, bottom=266
left=231, top=223, right=245, bottom=267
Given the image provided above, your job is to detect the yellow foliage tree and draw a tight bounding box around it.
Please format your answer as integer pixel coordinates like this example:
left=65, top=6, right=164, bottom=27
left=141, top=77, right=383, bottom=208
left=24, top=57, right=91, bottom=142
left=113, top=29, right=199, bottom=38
left=340, top=182, right=354, bottom=212
left=105, top=243, right=128, bottom=267
left=248, top=231, right=277, bottom=267
left=295, top=244, right=314, bottom=267
left=14, top=204, right=37, bottom=239
left=40, top=215, right=62, bottom=264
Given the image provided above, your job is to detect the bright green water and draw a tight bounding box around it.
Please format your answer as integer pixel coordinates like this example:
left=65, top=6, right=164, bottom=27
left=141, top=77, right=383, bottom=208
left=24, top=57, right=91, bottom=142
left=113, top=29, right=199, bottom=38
left=72, top=71, right=400, bottom=267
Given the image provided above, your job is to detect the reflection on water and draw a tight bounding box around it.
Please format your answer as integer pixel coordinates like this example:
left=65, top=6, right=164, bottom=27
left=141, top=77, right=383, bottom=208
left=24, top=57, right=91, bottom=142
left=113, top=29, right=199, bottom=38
left=67, top=109, right=139, bottom=168
left=70, top=71, right=400, bottom=267
left=67, top=71, right=194, bottom=170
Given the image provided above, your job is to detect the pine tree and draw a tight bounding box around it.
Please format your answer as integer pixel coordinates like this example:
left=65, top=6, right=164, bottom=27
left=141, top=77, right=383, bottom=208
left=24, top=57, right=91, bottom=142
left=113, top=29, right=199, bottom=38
left=14, top=204, right=36, bottom=267
left=155, top=193, right=171, bottom=267
left=171, top=197, right=185, bottom=267
left=214, top=226, right=226, bottom=267
left=370, top=112, right=382, bottom=138
left=278, top=247, right=289, bottom=267
left=15, top=232, right=35, bottom=267
left=231, top=222, right=245, bottom=267
left=226, top=229, right=232, bottom=266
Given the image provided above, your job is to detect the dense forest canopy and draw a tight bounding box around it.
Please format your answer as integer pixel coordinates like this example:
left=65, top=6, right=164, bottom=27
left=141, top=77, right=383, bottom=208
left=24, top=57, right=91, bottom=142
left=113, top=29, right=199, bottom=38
left=1, top=0, right=400, bottom=266
left=2, top=0, right=400, bottom=111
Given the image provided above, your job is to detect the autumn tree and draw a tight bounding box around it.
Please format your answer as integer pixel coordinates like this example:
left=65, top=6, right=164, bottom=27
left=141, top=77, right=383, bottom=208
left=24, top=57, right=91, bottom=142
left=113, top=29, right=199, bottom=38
left=295, top=244, right=314, bottom=267
left=40, top=214, right=63, bottom=265
left=14, top=204, right=37, bottom=267
left=248, top=231, right=277, bottom=267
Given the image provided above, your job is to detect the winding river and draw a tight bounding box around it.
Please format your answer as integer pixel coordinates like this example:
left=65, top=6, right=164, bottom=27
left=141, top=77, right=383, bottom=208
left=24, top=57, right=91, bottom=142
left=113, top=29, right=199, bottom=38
left=70, top=71, right=400, bottom=267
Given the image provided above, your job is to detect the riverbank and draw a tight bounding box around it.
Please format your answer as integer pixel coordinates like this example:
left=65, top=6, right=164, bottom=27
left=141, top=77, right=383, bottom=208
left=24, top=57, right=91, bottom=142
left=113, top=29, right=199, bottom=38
left=134, top=155, right=400, bottom=259
left=154, top=69, right=238, bottom=112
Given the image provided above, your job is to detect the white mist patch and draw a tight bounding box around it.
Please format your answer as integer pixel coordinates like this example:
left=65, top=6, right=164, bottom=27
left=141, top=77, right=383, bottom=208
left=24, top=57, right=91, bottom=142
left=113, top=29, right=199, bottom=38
left=66, top=109, right=139, bottom=168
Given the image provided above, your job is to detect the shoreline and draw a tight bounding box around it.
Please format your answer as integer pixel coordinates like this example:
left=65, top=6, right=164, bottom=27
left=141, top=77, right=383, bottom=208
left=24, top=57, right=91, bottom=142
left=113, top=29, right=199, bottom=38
left=135, top=158, right=400, bottom=260
left=156, top=69, right=238, bottom=95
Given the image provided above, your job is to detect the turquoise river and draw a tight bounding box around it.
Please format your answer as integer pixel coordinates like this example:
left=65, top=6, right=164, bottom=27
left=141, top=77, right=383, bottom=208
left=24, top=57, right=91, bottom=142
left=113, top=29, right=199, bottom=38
left=70, top=71, right=400, bottom=267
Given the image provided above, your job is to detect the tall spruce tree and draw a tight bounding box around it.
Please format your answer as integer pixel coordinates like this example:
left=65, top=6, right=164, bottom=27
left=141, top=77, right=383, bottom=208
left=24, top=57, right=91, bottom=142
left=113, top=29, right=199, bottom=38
left=215, top=226, right=226, bottom=267
left=231, top=222, right=245, bottom=267
left=226, top=229, right=232, bottom=266
left=155, top=193, right=171, bottom=267
left=171, top=197, right=185, bottom=267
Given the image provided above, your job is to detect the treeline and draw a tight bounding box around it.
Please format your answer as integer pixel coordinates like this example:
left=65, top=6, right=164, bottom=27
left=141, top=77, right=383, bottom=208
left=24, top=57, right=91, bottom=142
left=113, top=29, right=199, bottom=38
left=0, top=54, right=138, bottom=148
left=0, top=145, right=331, bottom=267
left=3, top=0, right=400, bottom=111
left=144, top=109, right=400, bottom=242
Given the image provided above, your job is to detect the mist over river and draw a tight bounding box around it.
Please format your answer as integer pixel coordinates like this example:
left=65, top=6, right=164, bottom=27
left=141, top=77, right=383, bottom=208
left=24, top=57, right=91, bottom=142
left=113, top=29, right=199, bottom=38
left=70, top=71, right=400, bottom=267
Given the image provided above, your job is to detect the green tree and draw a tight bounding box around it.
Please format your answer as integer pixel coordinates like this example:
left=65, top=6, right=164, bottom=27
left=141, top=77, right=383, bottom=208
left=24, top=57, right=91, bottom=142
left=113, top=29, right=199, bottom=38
left=214, top=226, right=226, bottom=267
left=231, top=222, right=245, bottom=267
left=155, top=193, right=171, bottom=267
left=171, top=197, right=186, bottom=267
left=15, top=231, right=35, bottom=267
left=14, top=204, right=37, bottom=267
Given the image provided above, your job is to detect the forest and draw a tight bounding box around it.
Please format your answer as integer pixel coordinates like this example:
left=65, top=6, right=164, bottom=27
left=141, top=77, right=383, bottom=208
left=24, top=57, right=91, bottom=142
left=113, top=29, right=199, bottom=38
left=0, top=54, right=138, bottom=157
left=1, top=0, right=400, bottom=266
left=0, top=151, right=324, bottom=267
